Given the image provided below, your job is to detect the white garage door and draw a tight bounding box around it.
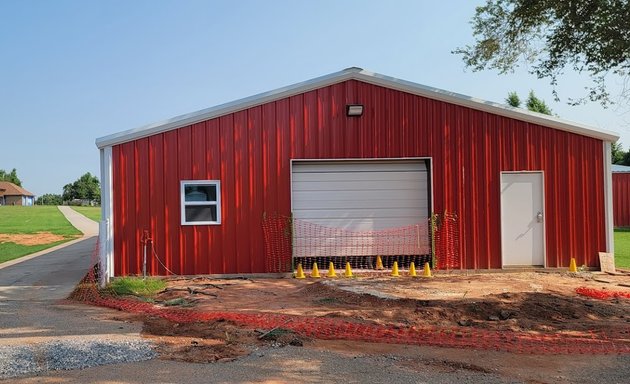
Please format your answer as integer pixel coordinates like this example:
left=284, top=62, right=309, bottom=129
left=291, top=160, right=430, bottom=257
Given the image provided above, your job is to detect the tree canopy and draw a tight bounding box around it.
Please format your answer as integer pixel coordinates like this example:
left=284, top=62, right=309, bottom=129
left=505, top=90, right=553, bottom=115
left=36, top=194, right=63, bottom=206
left=454, top=0, right=630, bottom=106
left=612, top=141, right=625, bottom=164
left=0, top=168, right=22, bottom=186
left=63, top=172, right=100, bottom=203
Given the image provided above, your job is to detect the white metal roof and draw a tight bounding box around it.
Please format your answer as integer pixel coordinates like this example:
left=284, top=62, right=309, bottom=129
left=95, top=67, right=619, bottom=149
left=612, top=164, right=630, bottom=173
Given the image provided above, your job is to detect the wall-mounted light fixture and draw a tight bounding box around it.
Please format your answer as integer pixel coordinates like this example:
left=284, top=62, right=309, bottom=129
left=346, top=104, right=364, bottom=117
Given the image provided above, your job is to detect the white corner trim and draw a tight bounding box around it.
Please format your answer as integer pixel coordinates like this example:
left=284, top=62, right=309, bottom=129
left=95, top=67, right=619, bottom=149
left=603, top=142, right=614, bottom=253
left=99, top=146, right=114, bottom=286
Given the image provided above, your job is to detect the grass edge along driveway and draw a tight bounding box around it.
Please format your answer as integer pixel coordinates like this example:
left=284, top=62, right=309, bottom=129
left=613, top=228, right=630, bottom=269
left=69, top=206, right=101, bottom=222
left=0, top=206, right=81, bottom=264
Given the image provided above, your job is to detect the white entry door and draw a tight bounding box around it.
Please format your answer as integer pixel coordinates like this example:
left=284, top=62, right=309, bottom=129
left=501, top=172, right=545, bottom=267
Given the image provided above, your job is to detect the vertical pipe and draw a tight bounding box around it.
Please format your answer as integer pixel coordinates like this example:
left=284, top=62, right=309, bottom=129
left=143, top=241, right=147, bottom=279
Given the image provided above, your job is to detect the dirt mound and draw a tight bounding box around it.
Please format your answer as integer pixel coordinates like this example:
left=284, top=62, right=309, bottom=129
left=94, top=272, right=629, bottom=362
left=142, top=316, right=308, bottom=363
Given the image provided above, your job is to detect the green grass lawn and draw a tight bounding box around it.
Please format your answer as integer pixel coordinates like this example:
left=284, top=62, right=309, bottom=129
left=0, top=206, right=81, bottom=264
left=70, top=206, right=101, bottom=222
left=613, top=228, right=630, bottom=269
left=108, top=277, right=167, bottom=297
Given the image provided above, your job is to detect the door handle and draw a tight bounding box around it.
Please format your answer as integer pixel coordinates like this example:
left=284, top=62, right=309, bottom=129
left=536, top=211, right=543, bottom=223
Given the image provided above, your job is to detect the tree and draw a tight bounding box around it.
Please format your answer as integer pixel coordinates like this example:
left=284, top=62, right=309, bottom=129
left=525, top=91, right=553, bottom=115
left=454, top=0, right=630, bottom=106
left=506, top=91, right=521, bottom=107
left=620, top=150, right=630, bottom=166
left=505, top=90, right=553, bottom=115
left=612, top=141, right=624, bottom=164
left=0, top=168, right=22, bottom=186
left=63, top=173, right=100, bottom=203
left=36, top=194, right=63, bottom=206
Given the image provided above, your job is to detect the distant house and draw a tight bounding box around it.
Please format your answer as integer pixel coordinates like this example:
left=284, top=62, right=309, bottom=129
left=0, top=182, right=35, bottom=206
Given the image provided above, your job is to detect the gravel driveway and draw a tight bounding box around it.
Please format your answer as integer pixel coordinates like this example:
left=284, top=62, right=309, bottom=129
left=0, top=208, right=156, bottom=380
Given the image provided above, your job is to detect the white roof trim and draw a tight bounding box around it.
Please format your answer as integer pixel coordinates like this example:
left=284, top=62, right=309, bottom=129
left=96, top=67, right=619, bottom=148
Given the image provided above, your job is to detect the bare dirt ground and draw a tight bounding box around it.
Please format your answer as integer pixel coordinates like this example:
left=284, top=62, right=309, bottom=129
left=102, top=269, right=630, bottom=369
left=0, top=232, right=78, bottom=246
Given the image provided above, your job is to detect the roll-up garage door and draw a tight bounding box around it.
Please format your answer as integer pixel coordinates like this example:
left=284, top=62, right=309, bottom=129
left=291, top=160, right=430, bottom=257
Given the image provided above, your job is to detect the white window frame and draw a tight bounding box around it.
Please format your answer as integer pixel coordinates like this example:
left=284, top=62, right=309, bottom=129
left=180, top=180, right=221, bottom=225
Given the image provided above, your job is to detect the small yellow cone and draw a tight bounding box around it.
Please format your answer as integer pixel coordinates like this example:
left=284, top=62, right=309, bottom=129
left=409, top=262, right=417, bottom=277
left=344, top=262, right=353, bottom=278
left=375, top=255, right=384, bottom=270
left=326, top=262, right=337, bottom=278
left=391, top=261, right=400, bottom=277
left=295, top=263, right=306, bottom=279
left=311, top=263, right=321, bottom=278
left=422, top=262, right=433, bottom=278
left=569, top=257, right=578, bottom=273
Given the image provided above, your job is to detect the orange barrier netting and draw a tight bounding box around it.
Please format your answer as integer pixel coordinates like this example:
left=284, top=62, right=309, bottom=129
left=262, top=212, right=461, bottom=272
left=70, top=245, right=630, bottom=355
left=433, top=212, right=460, bottom=270
left=262, top=213, right=292, bottom=273
left=576, top=286, right=630, bottom=300
left=292, top=219, right=432, bottom=270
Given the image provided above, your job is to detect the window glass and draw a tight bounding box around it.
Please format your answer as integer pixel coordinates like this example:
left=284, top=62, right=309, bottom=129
left=185, top=185, right=217, bottom=202
left=185, top=205, right=217, bottom=222
left=181, top=180, right=221, bottom=225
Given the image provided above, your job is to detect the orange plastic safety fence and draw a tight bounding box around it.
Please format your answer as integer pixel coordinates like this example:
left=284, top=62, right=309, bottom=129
left=291, top=219, right=432, bottom=270
left=434, top=212, right=460, bottom=270
left=262, top=213, right=293, bottom=273
left=262, top=213, right=462, bottom=272
left=73, top=244, right=630, bottom=355
left=576, top=286, right=630, bottom=300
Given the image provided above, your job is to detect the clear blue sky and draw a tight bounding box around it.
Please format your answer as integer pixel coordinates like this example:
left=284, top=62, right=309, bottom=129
left=1, top=0, right=628, bottom=196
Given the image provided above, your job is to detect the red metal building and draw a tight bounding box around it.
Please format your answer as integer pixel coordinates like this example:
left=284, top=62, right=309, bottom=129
left=612, top=165, right=630, bottom=227
left=96, top=68, right=618, bottom=280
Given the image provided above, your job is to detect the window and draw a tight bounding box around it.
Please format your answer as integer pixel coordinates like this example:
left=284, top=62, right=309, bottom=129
left=180, top=180, right=221, bottom=225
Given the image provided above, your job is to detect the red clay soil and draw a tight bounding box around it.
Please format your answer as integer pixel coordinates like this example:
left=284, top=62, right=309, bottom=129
left=104, top=271, right=630, bottom=362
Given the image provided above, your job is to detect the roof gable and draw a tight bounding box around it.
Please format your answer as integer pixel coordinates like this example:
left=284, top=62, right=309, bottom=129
left=96, top=67, right=619, bottom=148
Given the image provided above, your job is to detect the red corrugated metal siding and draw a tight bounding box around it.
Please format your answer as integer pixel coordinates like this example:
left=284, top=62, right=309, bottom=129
left=613, top=173, right=630, bottom=227
left=111, top=80, right=606, bottom=275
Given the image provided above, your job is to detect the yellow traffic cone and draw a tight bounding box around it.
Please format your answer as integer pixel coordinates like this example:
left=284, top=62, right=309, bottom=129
left=409, top=262, right=417, bottom=277
left=375, top=255, right=384, bottom=270
left=391, top=261, right=400, bottom=277
left=295, top=263, right=306, bottom=279
left=344, top=262, right=353, bottom=278
left=422, top=262, right=432, bottom=278
left=327, top=262, right=337, bottom=278
left=311, top=262, right=321, bottom=278
left=569, top=257, right=577, bottom=273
